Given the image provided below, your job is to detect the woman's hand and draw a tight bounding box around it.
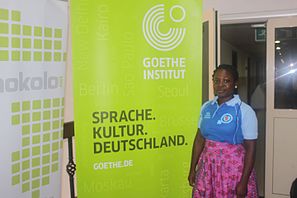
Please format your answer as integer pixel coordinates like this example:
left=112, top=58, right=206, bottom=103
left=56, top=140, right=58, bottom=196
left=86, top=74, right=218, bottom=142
left=188, top=170, right=196, bottom=187
left=188, top=129, right=205, bottom=187
left=236, top=180, right=247, bottom=198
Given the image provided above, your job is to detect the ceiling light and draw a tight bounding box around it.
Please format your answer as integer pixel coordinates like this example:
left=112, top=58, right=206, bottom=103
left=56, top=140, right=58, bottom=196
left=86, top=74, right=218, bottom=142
left=275, top=40, right=281, bottom=44
left=276, top=46, right=281, bottom=50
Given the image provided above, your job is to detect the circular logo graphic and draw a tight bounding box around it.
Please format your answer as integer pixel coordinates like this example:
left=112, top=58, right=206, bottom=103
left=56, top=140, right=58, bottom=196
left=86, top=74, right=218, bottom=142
left=220, top=113, right=233, bottom=124
left=142, top=4, right=186, bottom=51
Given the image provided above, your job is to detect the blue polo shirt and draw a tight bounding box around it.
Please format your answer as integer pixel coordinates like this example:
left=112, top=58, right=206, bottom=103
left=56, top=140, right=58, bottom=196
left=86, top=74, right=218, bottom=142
left=198, top=95, right=258, bottom=144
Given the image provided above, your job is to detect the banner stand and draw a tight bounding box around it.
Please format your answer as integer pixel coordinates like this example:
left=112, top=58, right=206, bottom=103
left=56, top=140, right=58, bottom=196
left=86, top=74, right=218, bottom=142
left=63, top=121, right=76, bottom=198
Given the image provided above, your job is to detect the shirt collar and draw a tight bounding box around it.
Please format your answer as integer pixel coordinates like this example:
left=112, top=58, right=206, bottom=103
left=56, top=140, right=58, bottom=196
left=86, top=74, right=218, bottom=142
left=211, top=94, right=241, bottom=106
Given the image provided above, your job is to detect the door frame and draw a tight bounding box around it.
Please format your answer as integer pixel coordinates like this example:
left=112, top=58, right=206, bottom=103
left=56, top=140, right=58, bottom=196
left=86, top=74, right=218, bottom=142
left=217, top=13, right=297, bottom=198
left=203, top=9, right=220, bottom=101
left=265, top=16, right=297, bottom=198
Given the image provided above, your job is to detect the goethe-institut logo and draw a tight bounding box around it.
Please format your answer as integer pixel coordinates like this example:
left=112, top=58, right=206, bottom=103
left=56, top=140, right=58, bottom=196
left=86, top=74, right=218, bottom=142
left=142, top=4, right=186, bottom=51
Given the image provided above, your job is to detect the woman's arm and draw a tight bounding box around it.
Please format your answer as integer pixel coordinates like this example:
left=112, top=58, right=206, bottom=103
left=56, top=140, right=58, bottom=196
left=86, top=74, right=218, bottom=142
left=188, top=128, right=205, bottom=186
left=236, top=139, right=257, bottom=197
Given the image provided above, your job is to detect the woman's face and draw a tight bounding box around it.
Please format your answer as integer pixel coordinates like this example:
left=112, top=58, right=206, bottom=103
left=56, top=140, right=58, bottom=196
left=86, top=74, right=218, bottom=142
left=213, top=69, right=236, bottom=102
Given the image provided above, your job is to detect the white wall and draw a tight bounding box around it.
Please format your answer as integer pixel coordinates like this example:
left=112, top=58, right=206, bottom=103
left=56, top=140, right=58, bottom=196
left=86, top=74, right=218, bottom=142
left=203, top=0, right=297, bottom=22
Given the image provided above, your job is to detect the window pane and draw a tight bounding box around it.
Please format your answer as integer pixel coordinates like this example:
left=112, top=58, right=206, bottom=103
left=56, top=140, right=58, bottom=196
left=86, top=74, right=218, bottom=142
left=274, top=27, right=297, bottom=109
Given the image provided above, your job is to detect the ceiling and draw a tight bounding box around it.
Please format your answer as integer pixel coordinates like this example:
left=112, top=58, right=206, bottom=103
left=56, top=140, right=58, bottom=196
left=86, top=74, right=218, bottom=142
left=221, top=23, right=266, bottom=58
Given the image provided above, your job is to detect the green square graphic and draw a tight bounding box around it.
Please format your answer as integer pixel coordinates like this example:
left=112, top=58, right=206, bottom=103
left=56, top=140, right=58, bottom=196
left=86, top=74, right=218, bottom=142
left=32, top=112, right=41, bottom=121
left=54, top=52, right=61, bottom=61
left=11, top=102, right=20, bottom=112
left=12, top=37, right=20, bottom=48
left=42, top=144, right=50, bottom=154
left=11, top=24, right=20, bottom=35
left=32, top=168, right=40, bottom=178
left=34, top=52, right=42, bottom=61
left=32, top=157, right=40, bottom=167
left=32, top=123, right=41, bottom=133
left=34, top=39, right=42, bottom=49
left=32, top=135, right=40, bottom=144
left=42, top=155, right=50, bottom=165
left=0, top=36, right=8, bottom=47
left=22, top=113, right=30, bottom=123
left=52, top=120, right=60, bottom=129
left=61, top=108, right=64, bottom=117
left=44, top=40, right=52, bottom=49
left=32, top=146, right=40, bottom=156
left=12, top=51, right=20, bottom=61
left=44, top=52, right=52, bottom=61
left=52, top=152, right=59, bottom=162
left=22, top=149, right=30, bottom=159
left=42, top=166, right=50, bottom=175
left=22, top=38, right=31, bottom=48
left=53, top=109, right=60, bottom=118
left=43, top=133, right=50, bottom=143
left=22, top=182, right=30, bottom=192
left=22, top=101, right=30, bottom=110
left=52, top=142, right=59, bottom=151
left=53, top=98, right=60, bottom=107
left=0, top=9, right=9, bottom=20
left=22, top=125, right=30, bottom=135
left=0, top=50, right=8, bottom=61
left=22, top=171, right=30, bottom=181
left=51, top=163, right=59, bottom=172
left=52, top=131, right=59, bottom=140
left=22, top=51, right=31, bottom=61
left=22, top=137, right=30, bottom=147
left=32, top=190, right=40, bottom=198
left=0, top=22, right=8, bottom=34
left=43, top=111, right=50, bottom=120
left=54, top=40, right=62, bottom=50
left=34, top=26, right=42, bottom=36
left=22, top=160, right=30, bottom=170
left=32, top=179, right=40, bottom=189
left=12, top=175, right=20, bottom=185
left=54, top=28, right=62, bottom=38
left=44, top=99, right=51, bottom=108
left=11, top=114, right=20, bottom=125
left=12, top=163, right=20, bottom=174
left=12, top=151, right=20, bottom=161
left=33, top=100, right=41, bottom=109
left=42, top=176, right=49, bottom=186
left=43, top=122, right=50, bottom=131
left=61, top=98, right=64, bottom=105
left=11, top=10, right=20, bottom=22
left=23, top=25, right=32, bottom=36
left=44, top=27, right=52, bottom=37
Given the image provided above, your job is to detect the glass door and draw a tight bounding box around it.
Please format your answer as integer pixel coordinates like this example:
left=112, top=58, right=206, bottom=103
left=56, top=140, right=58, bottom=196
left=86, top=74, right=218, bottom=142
left=265, top=16, right=297, bottom=198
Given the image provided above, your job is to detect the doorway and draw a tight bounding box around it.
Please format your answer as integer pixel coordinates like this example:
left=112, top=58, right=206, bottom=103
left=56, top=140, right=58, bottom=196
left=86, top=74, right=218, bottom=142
left=221, top=22, right=266, bottom=197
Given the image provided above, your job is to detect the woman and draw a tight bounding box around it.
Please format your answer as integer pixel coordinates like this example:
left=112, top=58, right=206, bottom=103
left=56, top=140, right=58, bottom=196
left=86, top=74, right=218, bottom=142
left=188, top=64, right=258, bottom=198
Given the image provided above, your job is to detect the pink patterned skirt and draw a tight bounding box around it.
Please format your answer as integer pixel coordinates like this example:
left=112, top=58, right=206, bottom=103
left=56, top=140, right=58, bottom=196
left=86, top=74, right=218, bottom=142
left=193, top=139, right=258, bottom=198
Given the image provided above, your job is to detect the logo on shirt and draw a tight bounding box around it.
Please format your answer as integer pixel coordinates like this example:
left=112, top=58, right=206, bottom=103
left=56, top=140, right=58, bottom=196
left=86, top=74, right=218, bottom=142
left=217, top=113, right=233, bottom=124
left=204, top=112, right=211, bottom=119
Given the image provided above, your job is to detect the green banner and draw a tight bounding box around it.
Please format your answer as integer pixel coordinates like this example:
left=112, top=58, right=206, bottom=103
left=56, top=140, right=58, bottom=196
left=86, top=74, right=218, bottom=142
left=71, top=0, right=202, bottom=197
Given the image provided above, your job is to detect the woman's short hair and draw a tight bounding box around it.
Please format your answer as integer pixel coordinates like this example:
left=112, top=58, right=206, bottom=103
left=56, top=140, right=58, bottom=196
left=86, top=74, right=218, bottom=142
left=213, top=64, right=239, bottom=82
